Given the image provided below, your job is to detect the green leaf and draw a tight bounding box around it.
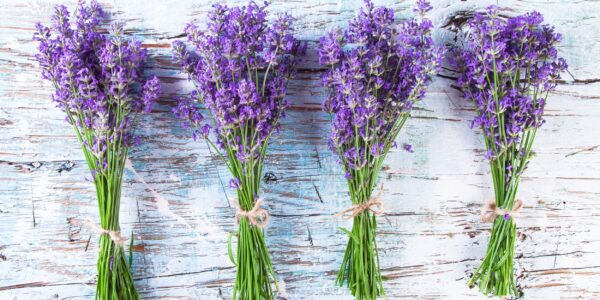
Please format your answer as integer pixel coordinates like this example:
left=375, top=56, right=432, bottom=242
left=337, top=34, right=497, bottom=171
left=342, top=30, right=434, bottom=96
left=129, top=231, right=134, bottom=268
left=339, top=227, right=359, bottom=245
left=492, top=251, right=510, bottom=272
left=227, top=232, right=237, bottom=266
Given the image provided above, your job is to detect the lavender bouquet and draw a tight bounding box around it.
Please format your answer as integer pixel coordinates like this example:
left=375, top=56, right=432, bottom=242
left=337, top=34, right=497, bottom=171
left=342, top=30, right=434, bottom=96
left=33, top=2, right=160, bottom=299
left=172, top=2, right=304, bottom=298
left=318, top=1, right=441, bottom=298
left=455, top=6, right=566, bottom=296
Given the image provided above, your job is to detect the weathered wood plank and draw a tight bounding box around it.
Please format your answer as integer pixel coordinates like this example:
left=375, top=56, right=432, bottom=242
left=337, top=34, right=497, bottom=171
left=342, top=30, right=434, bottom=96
left=1, top=0, right=599, bottom=299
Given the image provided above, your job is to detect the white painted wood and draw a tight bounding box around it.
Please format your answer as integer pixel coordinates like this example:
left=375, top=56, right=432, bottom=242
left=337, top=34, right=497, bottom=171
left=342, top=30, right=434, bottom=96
left=0, top=0, right=599, bottom=299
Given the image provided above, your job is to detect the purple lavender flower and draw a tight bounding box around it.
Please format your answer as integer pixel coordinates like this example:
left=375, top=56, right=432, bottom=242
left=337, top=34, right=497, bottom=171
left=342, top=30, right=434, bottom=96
left=228, top=178, right=241, bottom=189
left=141, top=76, right=160, bottom=113
left=414, top=0, right=433, bottom=15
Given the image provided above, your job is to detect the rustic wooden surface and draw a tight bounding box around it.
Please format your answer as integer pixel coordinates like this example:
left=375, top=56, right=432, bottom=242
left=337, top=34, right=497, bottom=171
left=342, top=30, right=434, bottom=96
left=1, top=0, right=599, bottom=299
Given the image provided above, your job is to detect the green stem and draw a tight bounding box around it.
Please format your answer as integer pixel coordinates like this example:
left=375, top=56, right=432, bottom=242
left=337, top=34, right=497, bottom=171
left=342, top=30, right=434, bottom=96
left=336, top=184, right=384, bottom=300
left=469, top=213, right=518, bottom=297
left=94, top=178, right=139, bottom=300
left=230, top=160, right=277, bottom=299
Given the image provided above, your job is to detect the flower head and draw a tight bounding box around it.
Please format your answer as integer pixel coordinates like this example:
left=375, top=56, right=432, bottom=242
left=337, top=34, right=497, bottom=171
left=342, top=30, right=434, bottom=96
left=455, top=6, right=567, bottom=182
left=33, top=1, right=160, bottom=178
left=172, top=1, right=304, bottom=164
left=318, top=0, right=442, bottom=172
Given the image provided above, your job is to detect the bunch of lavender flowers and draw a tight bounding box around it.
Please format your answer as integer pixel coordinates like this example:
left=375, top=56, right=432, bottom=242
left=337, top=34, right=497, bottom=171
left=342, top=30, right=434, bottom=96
left=318, top=0, right=442, bottom=298
left=455, top=6, right=566, bottom=297
left=172, top=2, right=305, bottom=299
left=33, top=2, right=160, bottom=299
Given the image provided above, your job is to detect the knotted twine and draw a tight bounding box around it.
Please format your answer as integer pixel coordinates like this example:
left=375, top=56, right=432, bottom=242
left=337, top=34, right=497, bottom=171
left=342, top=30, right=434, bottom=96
left=335, top=184, right=385, bottom=220
left=235, top=199, right=270, bottom=228
left=481, top=199, right=524, bottom=223
left=83, top=218, right=128, bottom=246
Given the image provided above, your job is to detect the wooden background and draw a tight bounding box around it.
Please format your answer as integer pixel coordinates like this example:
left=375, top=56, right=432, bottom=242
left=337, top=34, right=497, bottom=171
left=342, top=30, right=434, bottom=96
left=1, top=0, right=599, bottom=299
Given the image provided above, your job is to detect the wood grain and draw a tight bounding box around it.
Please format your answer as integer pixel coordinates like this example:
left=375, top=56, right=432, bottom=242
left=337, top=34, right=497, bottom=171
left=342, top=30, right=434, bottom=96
left=1, top=0, right=599, bottom=299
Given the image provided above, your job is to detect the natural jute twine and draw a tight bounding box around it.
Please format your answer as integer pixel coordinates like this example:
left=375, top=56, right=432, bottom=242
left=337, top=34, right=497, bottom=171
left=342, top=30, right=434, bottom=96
left=335, top=184, right=385, bottom=220
left=84, top=219, right=128, bottom=245
left=235, top=199, right=270, bottom=228
left=481, top=199, right=524, bottom=223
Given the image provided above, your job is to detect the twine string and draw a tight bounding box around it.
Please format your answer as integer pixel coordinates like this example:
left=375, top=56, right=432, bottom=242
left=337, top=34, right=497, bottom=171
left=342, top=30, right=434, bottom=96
left=481, top=199, right=524, bottom=223
left=335, top=184, right=385, bottom=220
left=83, top=219, right=128, bottom=246
left=235, top=199, right=270, bottom=228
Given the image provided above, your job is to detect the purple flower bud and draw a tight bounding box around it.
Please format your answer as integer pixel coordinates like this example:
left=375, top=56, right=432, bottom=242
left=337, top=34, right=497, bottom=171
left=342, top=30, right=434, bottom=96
left=200, top=124, right=211, bottom=138
left=414, top=0, right=433, bottom=15
left=141, top=76, right=160, bottom=113
left=228, top=178, right=241, bottom=189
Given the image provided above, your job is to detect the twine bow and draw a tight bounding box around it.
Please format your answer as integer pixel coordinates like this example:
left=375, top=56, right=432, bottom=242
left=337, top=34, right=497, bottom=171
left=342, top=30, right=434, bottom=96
left=83, top=219, right=128, bottom=246
left=335, top=185, right=385, bottom=220
left=235, top=199, right=270, bottom=228
left=481, top=199, right=524, bottom=223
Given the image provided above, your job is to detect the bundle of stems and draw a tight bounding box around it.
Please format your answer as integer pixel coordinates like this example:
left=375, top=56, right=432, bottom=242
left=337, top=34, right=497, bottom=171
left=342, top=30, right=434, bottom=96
left=225, top=137, right=277, bottom=299
left=335, top=129, right=403, bottom=299
left=33, top=2, right=160, bottom=299
left=456, top=6, right=567, bottom=297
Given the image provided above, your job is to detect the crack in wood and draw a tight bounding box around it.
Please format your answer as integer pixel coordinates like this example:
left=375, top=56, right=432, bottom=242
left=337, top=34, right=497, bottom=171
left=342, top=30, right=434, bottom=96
left=57, top=161, right=75, bottom=174
left=84, top=235, right=91, bottom=252
left=0, top=280, right=94, bottom=291
left=312, top=182, right=323, bottom=203
left=133, top=266, right=235, bottom=281
left=565, top=145, right=599, bottom=157
left=31, top=199, right=36, bottom=227
left=263, top=171, right=278, bottom=184
left=313, top=145, right=321, bottom=169
left=66, top=217, right=80, bottom=242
